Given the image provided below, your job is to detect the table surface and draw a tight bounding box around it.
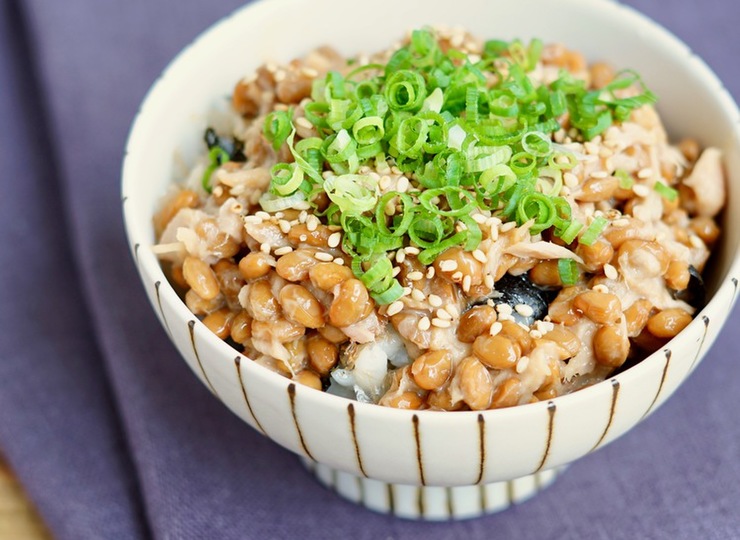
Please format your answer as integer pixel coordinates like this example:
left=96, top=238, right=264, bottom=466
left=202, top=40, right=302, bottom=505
left=0, top=457, right=50, bottom=540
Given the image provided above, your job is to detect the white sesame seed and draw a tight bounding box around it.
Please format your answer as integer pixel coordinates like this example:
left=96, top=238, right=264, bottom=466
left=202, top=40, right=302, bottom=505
left=273, top=246, right=293, bottom=256
left=255, top=211, right=271, bottom=220
left=334, top=258, right=345, bottom=265
left=404, top=246, right=420, bottom=255
left=392, top=266, right=401, bottom=277
left=473, top=249, right=487, bottom=263
left=244, top=215, right=262, bottom=224
left=516, top=356, right=530, bottom=374
left=690, top=235, right=704, bottom=249
left=584, top=142, right=599, bottom=155
left=408, top=271, right=424, bottom=281
left=632, top=184, right=649, bottom=197
left=436, top=309, right=453, bottom=321
left=314, top=252, right=334, bottom=262
left=418, top=316, right=431, bottom=331
left=452, top=271, right=464, bottom=281
left=515, top=304, right=534, bottom=318
left=591, top=171, right=608, bottom=179
left=439, top=260, right=458, bottom=272
left=306, top=216, right=319, bottom=232
left=426, top=267, right=435, bottom=279
left=396, top=176, right=410, bottom=192
left=384, top=200, right=396, bottom=216
left=411, top=288, right=425, bottom=302
left=563, top=172, right=579, bottom=188
left=379, top=176, right=391, bottom=191
left=500, top=221, right=517, bottom=232
left=446, top=304, right=460, bottom=319
left=496, top=303, right=513, bottom=316
left=278, top=220, right=291, bottom=234
left=462, top=275, right=472, bottom=292
left=487, top=216, right=502, bottom=228
left=429, top=294, right=443, bottom=308
left=599, top=147, right=614, bottom=159
left=387, top=301, right=404, bottom=317
left=604, top=263, right=618, bottom=280
left=328, top=232, right=341, bottom=248
left=396, top=250, right=406, bottom=264
left=593, top=284, right=609, bottom=294
left=472, top=213, right=487, bottom=224
left=402, top=287, right=412, bottom=297
left=260, top=243, right=271, bottom=254
left=298, top=210, right=308, bottom=223
left=489, top=321, right=503, bottom=336
left=432, top=318, right=452, bottom=328
left=612, top=218, right=630, bottom=228
left=535, top=320, right=555, bottom=334
left=484, top=275, right=494, bottom=289
left=295, top=117, right=313, bottom=130
left=637, top=168, right=653, bottom=179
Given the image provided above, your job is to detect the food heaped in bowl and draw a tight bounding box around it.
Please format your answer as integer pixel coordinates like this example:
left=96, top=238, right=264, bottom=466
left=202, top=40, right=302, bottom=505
left=153, top=27, right=723, bottom=412
left=123, top=0, right=740, bottom=520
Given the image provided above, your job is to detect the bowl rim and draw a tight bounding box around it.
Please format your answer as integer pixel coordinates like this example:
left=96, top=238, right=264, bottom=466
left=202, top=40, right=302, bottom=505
left=121, top=0, right=740, bottom=424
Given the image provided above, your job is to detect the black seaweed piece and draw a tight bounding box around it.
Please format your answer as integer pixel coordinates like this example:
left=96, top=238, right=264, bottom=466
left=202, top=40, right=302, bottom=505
left=204, top=127, right=247, bottom=162
left=671, top=265, right=706, bottom=310
left=472, top=273, right=559, bottom=326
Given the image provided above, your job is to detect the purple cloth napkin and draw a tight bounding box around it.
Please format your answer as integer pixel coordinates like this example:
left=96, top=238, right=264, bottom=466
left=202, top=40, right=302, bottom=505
left=1, top=0, right=739, bottom=538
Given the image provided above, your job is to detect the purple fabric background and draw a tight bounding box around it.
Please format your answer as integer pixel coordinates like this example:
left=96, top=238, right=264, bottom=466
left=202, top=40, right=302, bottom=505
left=1, top=0, right=738, bottom=538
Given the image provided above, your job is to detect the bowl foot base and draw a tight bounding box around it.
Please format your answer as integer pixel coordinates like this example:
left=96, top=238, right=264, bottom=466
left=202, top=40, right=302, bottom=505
left=301, top=458, right=565, bottom=520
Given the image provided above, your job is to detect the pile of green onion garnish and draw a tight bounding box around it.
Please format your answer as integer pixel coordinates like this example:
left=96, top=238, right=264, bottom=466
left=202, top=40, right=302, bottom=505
left=259, top=29, right=657, bottom=304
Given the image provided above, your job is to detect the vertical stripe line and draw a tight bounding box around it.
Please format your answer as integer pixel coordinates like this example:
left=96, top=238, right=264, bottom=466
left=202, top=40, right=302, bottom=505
left=347, top=404, right=368, bottom=477
left=154, top=281, right=172, bottom=338
left=642, top=349, right=671, bottom=419
left=687, top=317, right=710, bottom=373
left=475, top=414, right=486, bottom=484
left=188, top=320, right=218, bottom=397
left=288, top=383, right=315, bottom=461
left=234, top=356, right=265, bottom=434
left=591, top=379, right=620, bottom=451
left=535, top=402, right=556, bottom=472
left=412, top=415, right=425, bottom=486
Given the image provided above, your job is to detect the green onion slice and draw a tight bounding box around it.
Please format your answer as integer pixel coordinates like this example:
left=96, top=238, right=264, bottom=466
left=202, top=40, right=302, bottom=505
left=579, top=216, right=608, bottom=246
left=558, top=258, right=579, bottom=286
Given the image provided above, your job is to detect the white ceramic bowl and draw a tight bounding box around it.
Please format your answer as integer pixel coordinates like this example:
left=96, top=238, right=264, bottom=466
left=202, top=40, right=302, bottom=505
left=122, top=0, right=740, bottom=520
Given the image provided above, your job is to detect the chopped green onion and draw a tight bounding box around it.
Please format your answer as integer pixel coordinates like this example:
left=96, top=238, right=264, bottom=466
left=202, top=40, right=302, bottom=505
left=249, top=28, right=660, bottom=301
left=558, top=258, right=579, bottom=286
left=654, top=181, right=678, bottom=202
left=615, top=169, right=634, bottom=189
left=521, top=131, right=553, bottom=157
left=352, top=117, right=385, bottom=145
left=579, top=216, right=608, bottom=246
left=371, top=279, right=404, bottom=304
left=556, top=220, right=583, bottom=245
left=201, top=146, right=230, bottom=193
left=263, top=110, right=293, bottom=151
left=516, top=192, right=556, bottom=234
left=323, top=174, right=378, bottom=215
left=270, top=163, right=304, bottom=195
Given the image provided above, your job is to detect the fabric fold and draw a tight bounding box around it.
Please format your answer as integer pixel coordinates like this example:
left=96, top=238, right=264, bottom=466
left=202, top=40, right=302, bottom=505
left=0, top=2, right=150, bottom=539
